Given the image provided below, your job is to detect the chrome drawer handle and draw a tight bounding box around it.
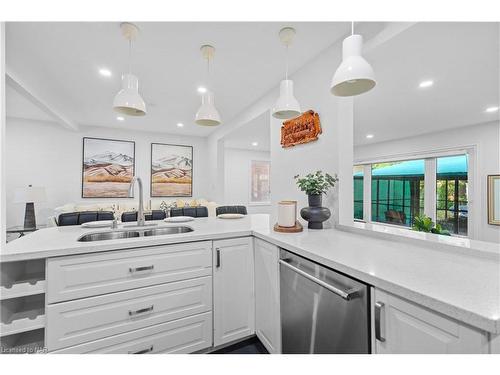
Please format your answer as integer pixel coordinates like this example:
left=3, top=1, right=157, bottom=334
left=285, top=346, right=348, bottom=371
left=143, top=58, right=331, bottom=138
left=375, top=301, right=386, bottom=342
left=129, top=345, right=154, bottom=354
left=128, top=305, right=154, bottom=317
left=129, top=265, right=154, bottom=273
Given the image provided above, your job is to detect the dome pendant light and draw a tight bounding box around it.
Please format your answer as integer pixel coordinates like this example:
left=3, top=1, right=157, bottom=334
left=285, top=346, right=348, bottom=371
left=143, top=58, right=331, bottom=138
left=272, top=27, right=301, bottom=120
left=331, top=22, right=376, bottom=97
left=113, top=22, right=147, bottom=116
left=195, top=45, right=221, bottom=126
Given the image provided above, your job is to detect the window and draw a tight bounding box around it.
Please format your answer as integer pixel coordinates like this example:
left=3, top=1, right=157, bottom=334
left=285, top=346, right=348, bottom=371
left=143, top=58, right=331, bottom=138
left=371, top=160, right=425, bottom=227
left=436, top=155, right=468, bottom=236
left=354, top=149, right=472, bottom=237
left=353, top=165, right=364, bottom=220
left=250, top=160, right=270, bottom=203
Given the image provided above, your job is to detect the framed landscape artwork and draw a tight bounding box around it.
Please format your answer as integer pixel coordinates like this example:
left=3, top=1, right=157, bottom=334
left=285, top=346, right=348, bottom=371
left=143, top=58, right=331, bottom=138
left=151, top=143, right=193, bottom=197
left=82, top=137, right=135, bottom=198
left=488, top=174, right=500, bottom=225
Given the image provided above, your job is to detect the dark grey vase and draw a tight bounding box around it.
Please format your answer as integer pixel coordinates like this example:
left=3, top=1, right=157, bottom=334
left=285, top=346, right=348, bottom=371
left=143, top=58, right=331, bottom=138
left=300, top=194, right=331, bottom=229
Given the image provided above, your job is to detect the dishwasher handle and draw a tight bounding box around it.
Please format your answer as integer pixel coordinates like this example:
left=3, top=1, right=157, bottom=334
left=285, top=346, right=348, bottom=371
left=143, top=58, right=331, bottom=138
left=279, top=259, right=359, bottom=301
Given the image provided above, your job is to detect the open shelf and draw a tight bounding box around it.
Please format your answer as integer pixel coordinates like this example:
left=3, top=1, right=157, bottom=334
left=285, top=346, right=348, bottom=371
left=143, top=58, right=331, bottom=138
left=1, top=294, right=45, bottom=337
left=0, top=328, right=45, bottom=354
left=1, top=259, right=46, bottom=300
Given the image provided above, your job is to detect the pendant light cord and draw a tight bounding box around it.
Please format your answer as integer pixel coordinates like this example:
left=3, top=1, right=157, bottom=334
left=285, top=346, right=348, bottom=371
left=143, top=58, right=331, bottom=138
left=128, top=39, right=132, bottom=74
left=206, top=54, right=211, bottom=89
left=285, top=44, right=289, bottom=81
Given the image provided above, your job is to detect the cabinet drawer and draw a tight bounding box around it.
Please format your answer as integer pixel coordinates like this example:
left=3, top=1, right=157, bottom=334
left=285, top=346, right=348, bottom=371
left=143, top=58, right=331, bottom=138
left=47, top=276, right=212, bottom=351
left=47, top=241, right=212, bottom=303
left=52, top=312, right=212, bottom=354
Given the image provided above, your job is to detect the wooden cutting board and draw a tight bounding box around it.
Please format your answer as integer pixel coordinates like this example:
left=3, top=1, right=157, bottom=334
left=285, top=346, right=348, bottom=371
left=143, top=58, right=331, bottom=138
left=273, top=221, right=303, bottom=233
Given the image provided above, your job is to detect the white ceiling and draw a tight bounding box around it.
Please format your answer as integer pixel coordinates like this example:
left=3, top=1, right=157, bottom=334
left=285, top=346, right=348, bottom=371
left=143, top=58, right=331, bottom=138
left=5, top=84, right=54, bottom=122
left=6, top=22, right=350, bottom=136
left=223, top=111, right=270, bottom=151
left=355, top=22, right=499, bottom=145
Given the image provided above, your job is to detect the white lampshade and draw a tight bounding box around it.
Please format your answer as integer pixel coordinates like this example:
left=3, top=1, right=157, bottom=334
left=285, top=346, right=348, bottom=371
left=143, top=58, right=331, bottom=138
left=330, top=34, right=376, bottom=97
left=272, top=80, right=301, bottom=119
left=14, top=186, right=46, bottom=203
left=195, top=91, right=221, bottom=126
left=113, top=73, right=147, bottom=116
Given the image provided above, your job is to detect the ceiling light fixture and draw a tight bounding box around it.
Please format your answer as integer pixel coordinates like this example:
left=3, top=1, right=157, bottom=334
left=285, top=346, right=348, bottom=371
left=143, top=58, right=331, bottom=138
left=272, top=27, right=301, bottom=119
left=113, top=22, right=147, bottom=117
left=485, top=106, right=499, bottom=113
left=116, top=116, right=125, bottom=121
left=197, top=86, right=207, bottom=94
left=366, top=134, right=374, bottom=139
left=419, top=80, right=434, bottom=88
left=177, top=122, right=184, bottom=128
left=195, top=45, right=221, bottom=126
left=99, top=68, right=112, bottom=77
left=251, top=142, right=259, bottom=146
left=331, top=22, right=376, bottom=97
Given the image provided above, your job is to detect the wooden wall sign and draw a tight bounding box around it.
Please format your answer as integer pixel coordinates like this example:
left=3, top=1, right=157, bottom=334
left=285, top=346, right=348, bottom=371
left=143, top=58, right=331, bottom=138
left=280, top=110, right=322, bottom=148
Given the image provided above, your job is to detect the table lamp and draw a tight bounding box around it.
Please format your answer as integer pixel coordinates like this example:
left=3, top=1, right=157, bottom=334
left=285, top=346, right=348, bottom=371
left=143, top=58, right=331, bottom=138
left=14, top=185, right=46, bottom=229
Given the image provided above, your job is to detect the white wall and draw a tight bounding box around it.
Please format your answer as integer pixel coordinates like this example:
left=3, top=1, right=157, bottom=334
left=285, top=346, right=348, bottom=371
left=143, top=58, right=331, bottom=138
left=354, top=121, right=500, bottom=243
left=223, top=148, right=271, bottom=214
left=5, top=118, right=210, bottom=227
left=207, top=25, right=402, bottom=228
left=269, top=43, right=347, bottom=228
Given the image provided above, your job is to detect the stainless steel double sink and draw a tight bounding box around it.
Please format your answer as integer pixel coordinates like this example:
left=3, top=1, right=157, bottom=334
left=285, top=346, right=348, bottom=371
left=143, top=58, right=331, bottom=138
left=77, top=226, right=193, bottom=242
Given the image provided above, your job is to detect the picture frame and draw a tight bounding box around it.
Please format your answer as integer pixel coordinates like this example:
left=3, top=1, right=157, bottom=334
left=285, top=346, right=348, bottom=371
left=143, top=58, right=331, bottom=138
left=487, top=174, right=500, bottom=225
left=81, top=137, right=135, bottom=198
left=150, top=143, right=193, bottom=197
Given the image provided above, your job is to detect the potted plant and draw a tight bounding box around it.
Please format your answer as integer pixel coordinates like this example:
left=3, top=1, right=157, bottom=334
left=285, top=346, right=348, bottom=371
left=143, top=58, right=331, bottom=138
left=412, top=215, right=451, bottom=236
left=294, top=171, right=338, bottom=229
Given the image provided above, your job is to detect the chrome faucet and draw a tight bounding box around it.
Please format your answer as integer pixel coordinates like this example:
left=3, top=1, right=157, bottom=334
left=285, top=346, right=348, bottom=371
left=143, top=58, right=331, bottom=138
left=128, top=176, right=146, bottom=226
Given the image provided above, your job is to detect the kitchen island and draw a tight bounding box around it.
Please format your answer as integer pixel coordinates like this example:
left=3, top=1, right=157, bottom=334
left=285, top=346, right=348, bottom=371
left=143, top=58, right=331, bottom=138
left=1, top=214, right=499, bottom=353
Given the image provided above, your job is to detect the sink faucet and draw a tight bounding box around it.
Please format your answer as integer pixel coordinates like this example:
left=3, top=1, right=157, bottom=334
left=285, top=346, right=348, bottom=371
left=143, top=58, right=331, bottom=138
left=129, top=176, right=145, bottom=226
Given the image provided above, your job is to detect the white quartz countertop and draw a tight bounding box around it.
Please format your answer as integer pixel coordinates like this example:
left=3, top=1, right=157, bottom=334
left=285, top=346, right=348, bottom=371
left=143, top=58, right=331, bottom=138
left=2, top=214, right=500, bottom=334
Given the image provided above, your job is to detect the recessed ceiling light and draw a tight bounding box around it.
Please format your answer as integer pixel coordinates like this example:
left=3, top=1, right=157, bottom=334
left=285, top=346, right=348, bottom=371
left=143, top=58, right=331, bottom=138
left=197, top=86, right=207, bottom=94
left=251, top=142, right=259, bottom=146
left=485, top=106, right=499, bottom=113
left=419, top=80, right=434, bottom=88
left=177, top=122, right=184, bottom=128
left=116, top=116, right=125, bottom=121
left=366, top=134, right=374, bottom=139
left=99, top=68, right=112, bottom=77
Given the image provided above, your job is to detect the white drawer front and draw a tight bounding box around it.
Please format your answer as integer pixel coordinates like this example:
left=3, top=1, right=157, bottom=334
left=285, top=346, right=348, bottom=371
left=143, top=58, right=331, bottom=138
left=47, top=241, right=212, bottom=303
left=47, top=276, right=212, bottom=351
left=52, top=312, right=213, bottom=354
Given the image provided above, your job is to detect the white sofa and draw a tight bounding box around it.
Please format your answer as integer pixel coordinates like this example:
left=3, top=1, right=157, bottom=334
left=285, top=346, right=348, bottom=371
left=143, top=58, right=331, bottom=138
left=48, top=198, right=218, bottom=226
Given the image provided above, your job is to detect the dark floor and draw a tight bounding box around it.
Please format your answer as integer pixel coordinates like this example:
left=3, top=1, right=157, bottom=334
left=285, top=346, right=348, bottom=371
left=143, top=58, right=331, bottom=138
left=211, top=337, right=268, bottom=354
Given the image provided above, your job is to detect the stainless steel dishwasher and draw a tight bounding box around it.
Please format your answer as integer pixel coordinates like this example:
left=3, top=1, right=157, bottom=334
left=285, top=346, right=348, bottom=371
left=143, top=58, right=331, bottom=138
left=279, top=249, right=370, bottom=353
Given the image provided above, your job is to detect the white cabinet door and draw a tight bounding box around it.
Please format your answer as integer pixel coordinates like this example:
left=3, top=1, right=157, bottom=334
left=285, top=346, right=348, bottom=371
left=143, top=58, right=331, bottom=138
left=213, top=237, right=255, bottom=346
left=254, top=238, right=281, bottom=354
left=373, top=288, right=488, bottom=354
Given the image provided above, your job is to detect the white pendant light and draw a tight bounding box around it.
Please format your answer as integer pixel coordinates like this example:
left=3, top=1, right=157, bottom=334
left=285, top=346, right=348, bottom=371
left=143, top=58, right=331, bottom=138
left=195, top=45, right=221, bottom=126
left=272, top=27, right=301, bottom=119
left=195, top=91, right=221, bottom=126
left=331, top=22, right=376, bottom=97
left=114, top=73, right=146, bottom=116
left=113, top=23, right=146, bottom=116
